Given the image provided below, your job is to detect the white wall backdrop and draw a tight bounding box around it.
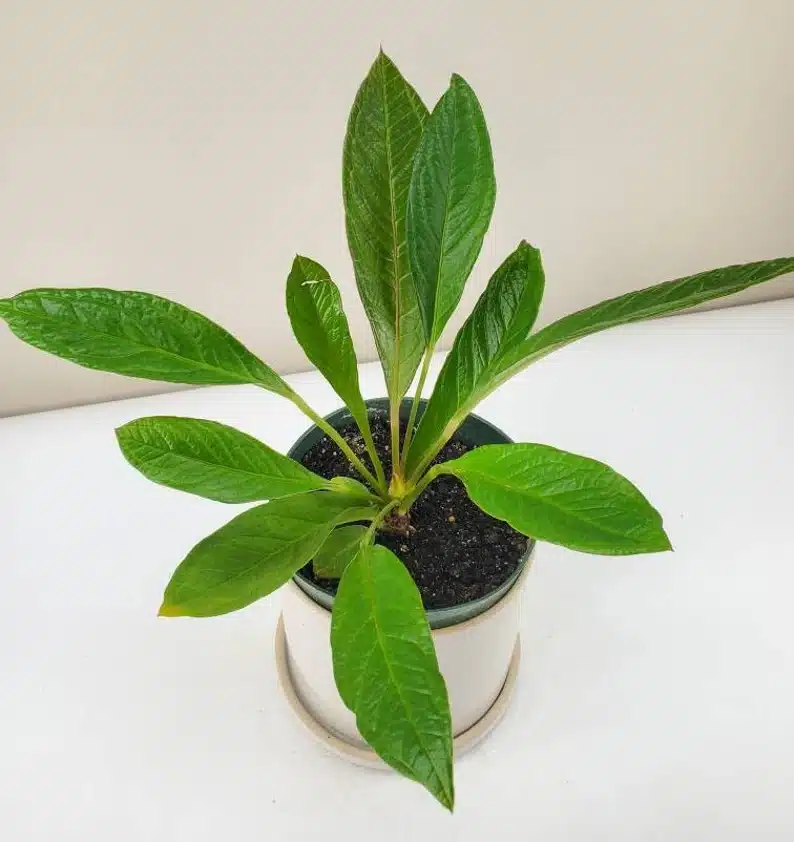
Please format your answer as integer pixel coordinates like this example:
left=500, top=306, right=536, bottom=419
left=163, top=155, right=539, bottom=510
left=1, top=0, right=792, bottom=415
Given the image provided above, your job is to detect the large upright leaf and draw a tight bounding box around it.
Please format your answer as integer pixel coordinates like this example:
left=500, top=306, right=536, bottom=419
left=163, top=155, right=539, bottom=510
left=406, top=241, right=544, bottom=477
left=409, top=254, right=794, bottom=475
left=286, top=256, right=370, bottom=432
left=441, top=443, right=671, bottom=555
left=331, top=544, right=454, bottom=810
left=343, top=50, right=428, bottom=400
left=406, top=74, right=495, bottom=345
left=159, top=491, right=380, bottom=617
left=0, top=288, right=294, bottom=396
left=116, top=416, right=329, bottom=503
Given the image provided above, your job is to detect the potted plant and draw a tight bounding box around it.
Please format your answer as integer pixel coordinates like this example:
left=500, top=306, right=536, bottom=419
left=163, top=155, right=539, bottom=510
left=1, top=50, right=792, bottom=811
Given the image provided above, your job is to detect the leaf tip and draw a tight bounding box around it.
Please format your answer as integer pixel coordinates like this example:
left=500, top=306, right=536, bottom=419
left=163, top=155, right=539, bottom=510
left=113, top=420, right=139, bottom=454
left=158, top=601, right=184, bottom=618
left=0, top=299, right=10, bottom=318
left=374, top=46, right=393, bottom=71
left=449, top=72, right=472, bottom=93
left=437, top=784, right=455, bottom=813
left=645, top=528, right=673, bottom=554
left=517, top=239, right=541, bottom=258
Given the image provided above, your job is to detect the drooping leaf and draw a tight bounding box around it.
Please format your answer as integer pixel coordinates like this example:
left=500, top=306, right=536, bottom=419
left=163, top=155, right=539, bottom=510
left=312, top=525, right=368, bottom=578
left=0, top=288, right=294, bottom=396
left=331, top=543, right=454, bottom=810
left=441, top=443, right=671, bottom=555
left=409, top=254, right=794, bottom=475
left=343, top=50, right=428, bottom=400
left=116, top=416, right=329, bottom=503
left=159, top=492, right=380, bottom=617
left=286, top=256, right=371, bottom=436
left=406, top=74, right=496, bottom=345
left=406, top=241, right=544, bottom=477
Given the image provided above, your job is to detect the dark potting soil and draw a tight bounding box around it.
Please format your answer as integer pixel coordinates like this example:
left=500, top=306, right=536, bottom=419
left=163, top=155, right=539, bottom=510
left=297, top=412, right=528, bottom=610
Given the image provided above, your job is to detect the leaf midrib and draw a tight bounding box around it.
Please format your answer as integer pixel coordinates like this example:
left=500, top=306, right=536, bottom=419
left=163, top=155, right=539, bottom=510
left=6, top=295, right=281, bottom=391
left=379, top=59, right=404, bottom=401
left=132, top=443, right=324, bottom=489
left=445, top=464, right=658, bottom=545
left=428, top=84, right=458, bottom=343
left=176, top=507, right=371, bottom=604
left=357, top=551, right=451, bottom=804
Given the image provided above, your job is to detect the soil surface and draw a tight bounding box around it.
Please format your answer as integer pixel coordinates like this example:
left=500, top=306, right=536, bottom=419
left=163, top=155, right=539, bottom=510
left=297, top=411, right=528, bottom=610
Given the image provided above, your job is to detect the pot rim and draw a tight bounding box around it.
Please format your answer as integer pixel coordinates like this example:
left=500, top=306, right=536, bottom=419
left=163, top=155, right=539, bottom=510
left=285, top=545, right=534, bottom=636
left=288, top=396, right=534, bottom=629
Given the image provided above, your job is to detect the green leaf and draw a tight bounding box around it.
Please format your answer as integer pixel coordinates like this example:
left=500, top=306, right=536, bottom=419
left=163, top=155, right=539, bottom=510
left=343, top=50, right=428, bottom=400
left=407, top=74, right=496, bottom=345
left=160, top=492, right=380, bottom=617
left=408, top=254, right=794, bottom=476
left=312, top=525, right=368, bottom=578
left=0, top=288, right=294, bottom=396
left=494, top=257, right=794, bottom=384
left=441, top=443, right=671, bottom=555
left=116, top=416, right=330, bottom=503
left=406, top=242, right=544, bottom=477
left=286, top=256, right=370, bottom=433
left=328, top=476, right=380, bottom=500
left=331, top=544, right=454, bottom=810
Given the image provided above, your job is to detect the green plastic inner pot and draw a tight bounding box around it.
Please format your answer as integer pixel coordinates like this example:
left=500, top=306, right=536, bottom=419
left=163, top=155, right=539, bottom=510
left=288, top=398, right=534, bottom=630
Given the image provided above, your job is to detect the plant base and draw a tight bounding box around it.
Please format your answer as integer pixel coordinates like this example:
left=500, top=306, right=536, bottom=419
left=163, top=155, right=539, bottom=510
left=274, top=614, right=521, bottom=769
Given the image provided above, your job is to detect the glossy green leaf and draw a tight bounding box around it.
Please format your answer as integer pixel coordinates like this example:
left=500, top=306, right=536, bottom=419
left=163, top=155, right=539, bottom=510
left=494, top=257, right=794, bottom=385
left=409, top=254, right=794, bottom=475
left=441, top=443, right=671, bottom=555
left=286, top=256, right=371, bottom=433
left=343, top=50, right=427, bottom=400
left=406, top=242, right=544, bottom=477
left=328, top=476, right=381, bottom=500
left=0, top=288, right=294, bottom=396
left=331, top=544, right=454, bottom=810
left=312, top=525, right=368, bottom=578
left=160, top=492, right=380, bottom=617
left=407, top=74, right=495, bottom=345
left=116, top=416, right=329, bottom=503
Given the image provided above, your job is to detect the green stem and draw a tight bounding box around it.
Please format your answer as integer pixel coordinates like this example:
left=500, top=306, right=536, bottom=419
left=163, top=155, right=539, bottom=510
left=364, top=499, right=401, bottom=543
left=389, top=397, right=402, bottom=482
left=397, top=464, right=443, bottom=514
left=400, top=346, right=434, bottom=472
left=360, top=420, right=387, bottom=490
left=406, top=407, right=470, bottom=485
left=289, top=393, right=386, bottom=495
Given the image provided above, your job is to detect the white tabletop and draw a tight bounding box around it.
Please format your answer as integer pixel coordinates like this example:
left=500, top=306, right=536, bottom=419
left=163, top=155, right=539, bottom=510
left=2, top=298, right=793, bottom=841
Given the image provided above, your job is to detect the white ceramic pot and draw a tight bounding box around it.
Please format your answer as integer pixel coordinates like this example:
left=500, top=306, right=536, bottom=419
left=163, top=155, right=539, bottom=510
left=279, top=549, right=532, bottom=753
left=276, top=398, right=533, bottom=763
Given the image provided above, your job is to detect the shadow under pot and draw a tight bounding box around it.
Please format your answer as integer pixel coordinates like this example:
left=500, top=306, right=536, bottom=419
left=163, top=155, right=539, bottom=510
left=276, top=398, right=534, bottom=766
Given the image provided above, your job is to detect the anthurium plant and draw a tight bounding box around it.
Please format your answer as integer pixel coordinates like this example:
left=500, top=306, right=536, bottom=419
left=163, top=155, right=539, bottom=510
left=2, top=50, right=792, bottom=810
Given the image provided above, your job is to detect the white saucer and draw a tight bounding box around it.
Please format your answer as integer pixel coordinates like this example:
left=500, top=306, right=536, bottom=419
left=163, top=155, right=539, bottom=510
left=274, top=613, right=521, bottom=769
